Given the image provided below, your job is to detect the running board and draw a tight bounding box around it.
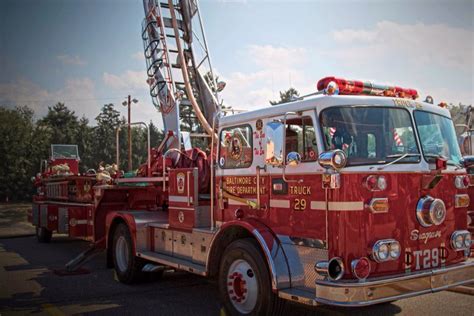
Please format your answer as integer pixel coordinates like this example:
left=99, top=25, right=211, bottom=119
left=138, top=251, right=206, bottom=276
left=278, top=287, right=316, bottom=306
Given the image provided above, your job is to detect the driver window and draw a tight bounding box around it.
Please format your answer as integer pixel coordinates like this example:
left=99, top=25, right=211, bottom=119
left=285, top=116, right=318, bottom=162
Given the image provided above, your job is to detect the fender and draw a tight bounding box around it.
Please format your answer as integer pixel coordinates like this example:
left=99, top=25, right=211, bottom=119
left=105, top=211, right=164, bottom=254
left=209, top=219, right=291, bottom=290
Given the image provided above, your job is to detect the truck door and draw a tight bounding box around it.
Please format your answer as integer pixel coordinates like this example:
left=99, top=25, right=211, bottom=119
left=265, top=111, right=327, bottom=247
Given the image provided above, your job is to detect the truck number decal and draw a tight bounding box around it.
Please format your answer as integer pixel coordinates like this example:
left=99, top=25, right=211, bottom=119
left=294, top=198, right=307, bottom=211
left=413, top=248, right=439, bottom=270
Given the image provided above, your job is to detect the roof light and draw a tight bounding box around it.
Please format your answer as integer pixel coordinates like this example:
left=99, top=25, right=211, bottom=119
left=317, top=76, right=419, bottom=100
left=425, top=96, right=434, bottom=104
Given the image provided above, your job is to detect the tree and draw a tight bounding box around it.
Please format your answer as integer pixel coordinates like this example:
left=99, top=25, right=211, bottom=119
left=93, top=104, right=125, bottom=169
left=270, top=88, right=300, bottom=106
left=0, top=106, right=41, bottom=200
left=38, top=102, right=80, bottom=144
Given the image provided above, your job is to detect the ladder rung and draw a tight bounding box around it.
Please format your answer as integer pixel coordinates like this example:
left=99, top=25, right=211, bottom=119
left=171, top=64, right=181, bottom=69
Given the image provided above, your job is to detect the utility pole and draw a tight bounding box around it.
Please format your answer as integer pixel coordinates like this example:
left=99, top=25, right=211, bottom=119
left=122, top=95, right=138, bottom=172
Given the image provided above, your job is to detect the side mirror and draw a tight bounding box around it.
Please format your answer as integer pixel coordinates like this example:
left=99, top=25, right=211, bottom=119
left=318, top=149, right=347, bottom=170
left=286, top=152, right=301, bottom=167
left=265, top=121, right=285, bottom=167
left=463, top=156, right=474, bottom=170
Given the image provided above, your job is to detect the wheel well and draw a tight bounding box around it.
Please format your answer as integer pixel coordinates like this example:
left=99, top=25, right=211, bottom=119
left=106, top=217, right=126, bottom=268
left=208, top=226, right=255, bottom=278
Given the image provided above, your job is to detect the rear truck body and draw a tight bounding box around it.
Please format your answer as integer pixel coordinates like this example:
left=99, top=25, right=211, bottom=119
left=30, top=144, right=98, bottom=242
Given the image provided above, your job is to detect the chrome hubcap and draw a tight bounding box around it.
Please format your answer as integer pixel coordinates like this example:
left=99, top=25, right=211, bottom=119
left=227, top=259, right=258, bottom=313
left=115, top=236, right=129, bottom=272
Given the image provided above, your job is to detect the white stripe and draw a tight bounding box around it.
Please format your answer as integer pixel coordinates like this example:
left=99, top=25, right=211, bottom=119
left=169, top=207, right=195, bottom=211
left=311, top=201, right=364, bottom=211
left=76, top=220, right=88, bottom=225
left=270, top=199, right=290, bottom=208
left=310, top=201, right=326, bottom=210
left=169, top=195, right=193, bottom=203
left=228, top=198, right=257, bottom=206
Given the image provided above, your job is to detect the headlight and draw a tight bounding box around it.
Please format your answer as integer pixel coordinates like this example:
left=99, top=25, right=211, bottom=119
left=372, top=239, right=400, bottom=262
left=464, top=234, right=472, bottom=248
left=378, top=243, right=389, bottom=261
left=451, top=230, right=471, bottom=250
left=389, top=241, right=401, bottom=259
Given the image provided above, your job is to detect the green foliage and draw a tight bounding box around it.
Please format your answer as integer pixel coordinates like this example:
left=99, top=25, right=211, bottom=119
left=270, top=88, right=300, bottom=105
left=0, top=103, right=164, bottom=201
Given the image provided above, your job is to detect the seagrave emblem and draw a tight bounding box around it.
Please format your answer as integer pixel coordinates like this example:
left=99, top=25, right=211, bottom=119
left=178, top=211, right=185, bottom=223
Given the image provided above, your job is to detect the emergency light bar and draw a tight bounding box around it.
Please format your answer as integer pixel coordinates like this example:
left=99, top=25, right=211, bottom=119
left=317, top=76, right=419, bottom=100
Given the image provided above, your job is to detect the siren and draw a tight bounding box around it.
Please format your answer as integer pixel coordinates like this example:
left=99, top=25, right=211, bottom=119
left=317, top=76, right=419, bottom=100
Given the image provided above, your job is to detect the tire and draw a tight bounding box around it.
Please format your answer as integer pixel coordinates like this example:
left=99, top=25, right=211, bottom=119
left=36, top=227, right=52, bottom=243
left=218, top=238, right=286, bottom=316
left=112, top=223, right=145, bottom=284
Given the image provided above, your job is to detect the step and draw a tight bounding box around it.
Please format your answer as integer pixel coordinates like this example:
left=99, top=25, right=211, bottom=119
left=138, top=251, right=206, bottom=276
left=278, top=287, right=316, bottom=306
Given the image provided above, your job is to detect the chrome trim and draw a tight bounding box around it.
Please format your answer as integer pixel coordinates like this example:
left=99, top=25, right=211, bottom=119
left=429, top=199, right=446, bottom=225
left=351, top=258, right=371, bottom=280
left=314, top=259, right=474, bottom=307
left=416, top=196, right=432, bottom=227
left=314, top=261, right=329, bottom=277
left=368, top=198, right=389, bottom=213
left=328, top=257, right=344, bottom=281
left=372, top=239, right=399, bottom=262
left=318, top=150, right=347, bottom=170
left=451, top=230, right=471, bottom=250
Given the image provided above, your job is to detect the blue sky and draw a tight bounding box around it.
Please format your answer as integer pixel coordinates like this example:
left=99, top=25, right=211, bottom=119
left=1, top=0, right=472, bottom=129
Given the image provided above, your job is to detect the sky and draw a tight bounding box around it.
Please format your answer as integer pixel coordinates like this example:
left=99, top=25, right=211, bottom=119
left=0, top=0, right=473, bottom=130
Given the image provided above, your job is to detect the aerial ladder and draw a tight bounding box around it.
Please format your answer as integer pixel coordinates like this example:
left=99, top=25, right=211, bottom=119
left=141, top=0, right=220, bottom=149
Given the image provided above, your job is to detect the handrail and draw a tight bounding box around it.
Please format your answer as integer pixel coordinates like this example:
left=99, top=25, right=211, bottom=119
left=116, top=122, right=151, bottom=176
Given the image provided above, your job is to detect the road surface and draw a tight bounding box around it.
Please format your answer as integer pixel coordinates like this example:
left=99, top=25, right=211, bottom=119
left=0, top=236, right=473, bottom=315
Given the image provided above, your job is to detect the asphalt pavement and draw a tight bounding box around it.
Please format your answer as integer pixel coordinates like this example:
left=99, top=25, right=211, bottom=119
left=0, top=236, right=473, bottom=316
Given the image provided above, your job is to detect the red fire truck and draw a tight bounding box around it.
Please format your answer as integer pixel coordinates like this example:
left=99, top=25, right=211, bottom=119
left=30, top=0, right=473, bottom=314
left=31, top=144, right=97, bottom=243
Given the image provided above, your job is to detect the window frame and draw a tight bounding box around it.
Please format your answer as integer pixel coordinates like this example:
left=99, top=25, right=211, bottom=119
left=285, top=115, right=318, bottom=163
left=218, top=124, right=253, bottom=169
left=318, top=105, right=421, bottom=167
left=413, top=109, right=462, bottom=166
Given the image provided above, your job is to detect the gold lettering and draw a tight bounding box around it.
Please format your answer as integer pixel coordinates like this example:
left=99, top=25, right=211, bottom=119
left=289, top=185, right=311, bottom=195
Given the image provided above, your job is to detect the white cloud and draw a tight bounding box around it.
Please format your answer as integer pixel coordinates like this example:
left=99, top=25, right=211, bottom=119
left=131, top=51, right=144, bottom=61
left=103, top=70, right=148, bottom=91
left=57, top=54, right=87, bottom=66
left=0, top=78, right=98, bottom=119
left=331, top=21, right=472, bottom=70
left=219, top=45, right=312, bottom=109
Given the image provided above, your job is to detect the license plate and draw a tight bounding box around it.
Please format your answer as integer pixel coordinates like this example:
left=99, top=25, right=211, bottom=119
left=413, top=248, right=440, bottom=270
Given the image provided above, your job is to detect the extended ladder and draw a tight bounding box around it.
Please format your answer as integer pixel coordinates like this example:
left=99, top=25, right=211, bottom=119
left=141, top=0, right=219, bottom=145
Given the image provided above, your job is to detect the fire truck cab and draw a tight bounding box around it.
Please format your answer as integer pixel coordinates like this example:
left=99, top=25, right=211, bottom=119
left=104, top=79, right=473, bottom=314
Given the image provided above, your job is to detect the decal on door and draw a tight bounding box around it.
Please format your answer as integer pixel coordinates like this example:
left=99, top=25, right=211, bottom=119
left=177, top=172, right=185, bottom=194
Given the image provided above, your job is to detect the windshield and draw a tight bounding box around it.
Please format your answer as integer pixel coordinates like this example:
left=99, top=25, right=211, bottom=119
left=414, top=111, right=462, bottom=165
left=320, top=106, right=420, bottom=166
left=51, top=144, right=79, bottom=159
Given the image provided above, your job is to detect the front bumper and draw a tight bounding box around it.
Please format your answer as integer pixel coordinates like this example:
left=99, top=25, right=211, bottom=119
left=314, top=259, right=474, bottom=307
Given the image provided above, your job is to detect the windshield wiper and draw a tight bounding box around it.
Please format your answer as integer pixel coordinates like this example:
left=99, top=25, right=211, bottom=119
left=374, top=153, right=421, bottom=171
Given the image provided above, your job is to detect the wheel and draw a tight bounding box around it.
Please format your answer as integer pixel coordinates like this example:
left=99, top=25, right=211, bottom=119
left=218, top=238, right=286, bottom=316
left=112, top=223, right=145, bottom=284
left=36, top=227, right=52, bottom=243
